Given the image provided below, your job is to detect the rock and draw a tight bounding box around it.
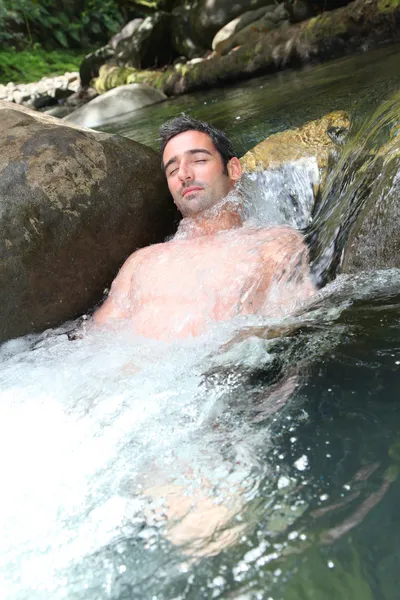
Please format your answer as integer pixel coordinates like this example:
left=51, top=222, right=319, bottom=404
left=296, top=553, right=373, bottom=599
left=28, top=94, right=57, bottom=110
left=241, top=111, right=350, bottom=197
left=79, top=46, right=116, bottom=87
left=335, top=94, right=400, bottom=274
left=63, top=83, right=166, bottom=128
left=212, top=5, right=277, bottom=53
left=65, top=86, right=98, bottom=108
left=190, top=0, right=277, bottom=46
left=44, top=105, right=77, bottom=119
left=109, top=18, right=144, bottom=50
left=92, top=64, right=164, bottom=96
left=285, top=0, right=315, bottom=23
left=0, top=101, right=177, bottom=342
left=186, top=57, right=205, bottom=66
left=91, top=0, right=400, bottom=98
left=170, top=5, right=207, bottom=59
left=115, top=12, right=177, bottom=69
left=0, top=73, right=80, bottom=111
left=212, top=4, right=289, bottom=56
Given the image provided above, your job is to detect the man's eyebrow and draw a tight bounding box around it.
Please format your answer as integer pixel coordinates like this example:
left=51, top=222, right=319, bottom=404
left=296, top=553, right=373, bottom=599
left=163, top=148, right=213, bottom=172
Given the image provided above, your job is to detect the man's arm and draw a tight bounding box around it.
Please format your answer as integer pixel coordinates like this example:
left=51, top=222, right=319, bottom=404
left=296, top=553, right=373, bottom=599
left=93, top=252, right=139, bottom=325
left=258, top=226, right=315, bottom=317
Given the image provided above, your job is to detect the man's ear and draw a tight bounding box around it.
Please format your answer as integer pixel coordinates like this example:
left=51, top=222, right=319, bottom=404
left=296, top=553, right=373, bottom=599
left=227, top=157, right=242, bottom=183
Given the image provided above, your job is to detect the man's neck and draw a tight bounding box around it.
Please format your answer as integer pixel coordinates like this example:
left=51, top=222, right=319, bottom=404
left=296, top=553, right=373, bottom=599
left=176, top=200, right=244, bottom=240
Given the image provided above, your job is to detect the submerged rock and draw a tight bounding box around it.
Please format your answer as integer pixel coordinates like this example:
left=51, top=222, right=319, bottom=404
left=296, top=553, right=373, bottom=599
left=0, top=101, right=177, bottom=342
left=240, top=111, right=350, bottom=197
left=63, top=83, right=166, bottom=128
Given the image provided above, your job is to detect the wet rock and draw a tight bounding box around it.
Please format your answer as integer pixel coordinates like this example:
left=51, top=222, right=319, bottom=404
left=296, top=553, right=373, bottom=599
left=212, top=3, right=289, bottom=56
left=339, top=103, right=400, bottom=274
left=240, top=111, right=351, bottom=196
left=63, top=83, right=166, bottom=128
left=0, top=101, right=177, bottom=342
left=190, top=0, right=277, bottom=47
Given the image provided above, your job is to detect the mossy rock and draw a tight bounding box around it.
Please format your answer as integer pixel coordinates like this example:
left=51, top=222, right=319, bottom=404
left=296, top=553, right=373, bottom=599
left=240, top=110, right=351, bottom=196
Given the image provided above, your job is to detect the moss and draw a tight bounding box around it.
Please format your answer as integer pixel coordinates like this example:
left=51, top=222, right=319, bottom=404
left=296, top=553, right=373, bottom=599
left=378, top=0, right=400, bottom=11
left=0, top=48, right=84, bottom=85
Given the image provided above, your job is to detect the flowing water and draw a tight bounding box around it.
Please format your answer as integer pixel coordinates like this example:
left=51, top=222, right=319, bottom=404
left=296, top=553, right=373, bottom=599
left=4, top=45, right=400, bottom=599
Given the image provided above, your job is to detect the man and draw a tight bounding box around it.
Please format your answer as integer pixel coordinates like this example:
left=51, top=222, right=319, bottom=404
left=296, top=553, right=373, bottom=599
left=94, top=116, right=315, bottom=340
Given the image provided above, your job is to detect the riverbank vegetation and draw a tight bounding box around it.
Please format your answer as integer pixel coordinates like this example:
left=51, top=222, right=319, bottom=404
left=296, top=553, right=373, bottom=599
left=0, top=47, right=85, bottom=84
left=0, top=0, right=175, bottom=83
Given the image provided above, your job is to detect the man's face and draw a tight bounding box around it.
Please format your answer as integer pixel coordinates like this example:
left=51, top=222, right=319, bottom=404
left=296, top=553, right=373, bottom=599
left=162, top=130, right=241, bottom=217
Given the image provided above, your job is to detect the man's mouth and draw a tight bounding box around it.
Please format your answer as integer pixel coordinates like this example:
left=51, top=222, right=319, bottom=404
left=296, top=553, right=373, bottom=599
left=181, top=186, right=203, bottom=197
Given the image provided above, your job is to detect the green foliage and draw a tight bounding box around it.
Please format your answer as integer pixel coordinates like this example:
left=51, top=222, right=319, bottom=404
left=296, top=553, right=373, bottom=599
left=0, top=0, right=125, bottom=50
left=0, top=48, right=85, bottom=84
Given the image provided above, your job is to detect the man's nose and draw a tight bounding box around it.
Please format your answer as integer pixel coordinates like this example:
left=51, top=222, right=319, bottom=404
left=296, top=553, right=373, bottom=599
left=178, top=161, right=194, bottom=181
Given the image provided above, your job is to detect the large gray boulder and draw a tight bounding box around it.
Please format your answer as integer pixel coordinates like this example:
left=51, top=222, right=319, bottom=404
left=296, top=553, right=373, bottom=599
left=63, top=83, right=166, bottom=128
left=0, top=101, right=177, bottom=342
left=190, top=0, right=276, bottom=46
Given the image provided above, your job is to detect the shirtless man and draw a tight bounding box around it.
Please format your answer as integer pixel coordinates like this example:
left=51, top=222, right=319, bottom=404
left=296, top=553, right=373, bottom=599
left=94, top=116, right=315, bottom=339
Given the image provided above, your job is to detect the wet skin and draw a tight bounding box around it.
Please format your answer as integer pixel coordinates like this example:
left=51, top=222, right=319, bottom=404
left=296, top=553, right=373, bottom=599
left=94, top=131, right=315, bottom=340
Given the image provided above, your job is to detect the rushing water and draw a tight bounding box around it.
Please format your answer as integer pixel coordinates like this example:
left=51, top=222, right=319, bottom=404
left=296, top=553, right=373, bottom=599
left=3, top=45, right=400, bottom=599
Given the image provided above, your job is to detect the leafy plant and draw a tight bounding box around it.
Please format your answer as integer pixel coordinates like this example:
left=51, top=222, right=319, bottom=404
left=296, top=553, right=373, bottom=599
left=0, top=0, right=125, bottom=50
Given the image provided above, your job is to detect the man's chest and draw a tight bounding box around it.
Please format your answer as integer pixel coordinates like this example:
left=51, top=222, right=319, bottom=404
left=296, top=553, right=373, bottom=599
left=132, top=233, right=266, bottom=304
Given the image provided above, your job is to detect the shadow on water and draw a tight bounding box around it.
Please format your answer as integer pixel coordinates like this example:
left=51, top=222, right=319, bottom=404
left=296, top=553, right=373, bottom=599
left=3, top=46, right=400, bottom=599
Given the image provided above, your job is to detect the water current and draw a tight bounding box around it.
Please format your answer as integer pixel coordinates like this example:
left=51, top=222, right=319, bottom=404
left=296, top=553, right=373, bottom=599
left=3, top=45, right=400, bottom=599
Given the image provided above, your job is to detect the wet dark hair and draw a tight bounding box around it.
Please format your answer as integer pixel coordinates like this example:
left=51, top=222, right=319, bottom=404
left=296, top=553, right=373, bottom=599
left=159, top=115, right=236, bottom=174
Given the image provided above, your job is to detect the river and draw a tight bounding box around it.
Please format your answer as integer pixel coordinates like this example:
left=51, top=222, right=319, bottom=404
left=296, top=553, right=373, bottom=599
left=3, top=45, right=400, bottom=599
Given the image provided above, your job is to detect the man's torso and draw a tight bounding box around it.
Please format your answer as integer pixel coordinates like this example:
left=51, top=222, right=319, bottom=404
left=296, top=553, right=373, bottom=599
left=126, top=226, right=313, bottom=339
